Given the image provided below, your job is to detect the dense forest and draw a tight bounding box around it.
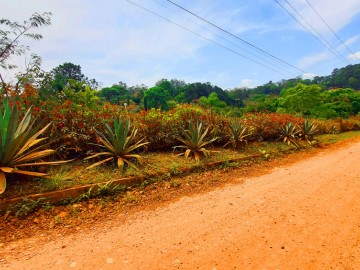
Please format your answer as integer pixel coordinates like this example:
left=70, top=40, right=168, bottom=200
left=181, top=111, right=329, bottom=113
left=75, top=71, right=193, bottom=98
left=41, top=62, right=360, bottom=119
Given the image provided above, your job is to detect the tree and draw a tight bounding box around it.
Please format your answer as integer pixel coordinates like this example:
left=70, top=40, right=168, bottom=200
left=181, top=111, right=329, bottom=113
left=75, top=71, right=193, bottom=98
left=144, top=86, right=168, bottom=110
left=98, top=85, right=130, bottom=104
left=50, top=62, right=101, bottom=92
left=51, top=62, right=85, bottom=91
left=322, top=88, right=360, bottom=117
left=156, top=79, right=175, bottom=99
left=0, top=12, right=52, bottom=94
left=279, top=83, right=322, bottom=115
left=169, top=78, right=187, bottom=89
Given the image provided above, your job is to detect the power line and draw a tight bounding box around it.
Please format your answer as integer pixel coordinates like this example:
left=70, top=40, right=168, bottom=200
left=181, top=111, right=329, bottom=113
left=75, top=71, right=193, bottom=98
left=275, top=0, right=350, bottom=65
left=125, top=0, right=293, bottom=77
left=304, top=0, right=360, bottom=62
left=151, top=0, right=297, bottom=76
left=166, top=0, right=307, bottom=74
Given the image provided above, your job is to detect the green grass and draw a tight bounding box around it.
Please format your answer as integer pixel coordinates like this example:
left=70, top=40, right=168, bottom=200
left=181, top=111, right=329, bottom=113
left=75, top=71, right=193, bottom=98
left=317, top=130, right=360, bottom=144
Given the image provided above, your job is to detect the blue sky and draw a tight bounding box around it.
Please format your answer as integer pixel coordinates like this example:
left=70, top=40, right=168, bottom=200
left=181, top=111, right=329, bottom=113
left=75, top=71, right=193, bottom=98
left=2, top=0, right=360, bottom=89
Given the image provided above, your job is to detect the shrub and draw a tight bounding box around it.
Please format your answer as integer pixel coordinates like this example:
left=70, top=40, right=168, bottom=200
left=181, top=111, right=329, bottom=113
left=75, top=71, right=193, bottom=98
left=242, top=112, right=304, bottom=141
left=85, top=117, right=148, bottom=172
left=173, top=121, right=218, bottom=161
left=225, top=121, right=251, bottom=149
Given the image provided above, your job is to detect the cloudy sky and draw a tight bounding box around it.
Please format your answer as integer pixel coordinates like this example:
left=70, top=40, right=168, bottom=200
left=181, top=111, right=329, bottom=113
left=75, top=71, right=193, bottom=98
left=2, top=0, right=360, bottom=89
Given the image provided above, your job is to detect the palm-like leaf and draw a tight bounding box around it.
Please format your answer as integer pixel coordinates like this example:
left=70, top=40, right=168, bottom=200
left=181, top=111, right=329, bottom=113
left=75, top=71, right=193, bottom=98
left=0, top=98, right=69, bottom=194
left=301, top=119, right=318, bottom=144
left=85, top=117, right=148, bottom=171
left=173, top=121, right=217, bottom=161
left=225, top=122, right=251, bottom=149
left=278, top=122, right=300, bottom=147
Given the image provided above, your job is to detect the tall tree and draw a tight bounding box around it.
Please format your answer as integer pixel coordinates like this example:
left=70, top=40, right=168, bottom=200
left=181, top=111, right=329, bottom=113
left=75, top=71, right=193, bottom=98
left=0, top=12, right=52, bottom=94
left=51, top=62, right=85, bottom=91
left=144, top=86, right=168, bottom=110
left=279, top=83, right=322, bottom=115
left=98, top=85, right=130, bottom=104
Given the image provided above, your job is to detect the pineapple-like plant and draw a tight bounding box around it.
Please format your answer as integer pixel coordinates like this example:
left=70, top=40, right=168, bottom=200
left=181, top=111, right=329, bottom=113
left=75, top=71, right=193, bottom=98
left=301, top=119, right=318, bottom=144
left=0, top=99, right=69, bottom=194
left=279, top=122, right=300, bottom=147
left=85, top=117, right=148, bottom=172
left=173, top=121, right=217, bottom=161
left=225, top=121, right=251, bottom=149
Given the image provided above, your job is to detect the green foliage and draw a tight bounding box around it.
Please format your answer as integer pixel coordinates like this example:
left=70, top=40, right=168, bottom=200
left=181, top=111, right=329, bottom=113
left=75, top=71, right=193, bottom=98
left=300, top=119, right=318, bottom=144
left=156, top=79, right=176, bottom=99
left=144, top=86, right=169, bottom=110
left=0, top=12, right=52, bottom=95
left=63, top=84, right=100, bottom=109
left=181, top=82, right=234, bottom=105
left=85, top=118, right=148, bottom=172
left=10, top=198, right=51, bottom=218
left=325, top=64, right=360, bottom=89
left=278, top=122, right=300, bottom=147
left=0, top=98, right=69, bottom=194
left=95, top=181, right=126, bottom=196
left=279, top=83, right=323, bottom=115
left=174, top=121, right=217, bottom=161
left=0, top=12, right=52, bottom=70
left=50, top=62, right=86, bottom=91
left=225, top=121, right=251, bottom=149
left=98, top=85, right=131, bottom=105
left=199, top=92, right=227, bottom=109
left=174, top=92, right=186, bottom=103
left=243, top=94, right=278, bottom=113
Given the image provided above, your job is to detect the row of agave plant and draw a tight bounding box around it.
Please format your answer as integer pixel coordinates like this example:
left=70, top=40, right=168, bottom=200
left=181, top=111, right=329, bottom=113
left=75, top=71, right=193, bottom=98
left=0, top=98, right=318, bottom=194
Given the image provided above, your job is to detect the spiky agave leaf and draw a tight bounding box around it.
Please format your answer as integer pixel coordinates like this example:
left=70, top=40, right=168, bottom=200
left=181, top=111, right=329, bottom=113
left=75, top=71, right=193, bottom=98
left=279, top=122, right=300, bottom=147
left=0, top=98, right=70, bottom=194
left=225, top=122, right=251, bottom=149
left=302, top=119, right=318, bottom=143
left=85, top=117, right=148, bottom=172
left=174, top=121, right=217, bottom=160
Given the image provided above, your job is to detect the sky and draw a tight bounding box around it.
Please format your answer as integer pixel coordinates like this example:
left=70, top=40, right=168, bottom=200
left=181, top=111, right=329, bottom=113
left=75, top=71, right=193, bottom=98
left=1, top=0, right=360, bottom=89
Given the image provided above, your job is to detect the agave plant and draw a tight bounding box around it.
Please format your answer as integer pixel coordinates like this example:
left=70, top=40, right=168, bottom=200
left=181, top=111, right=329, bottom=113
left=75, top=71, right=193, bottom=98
left=225, top=121, right=251, bottom=149
left=328, top=125, right=339, bottom=134
left=173, top=121, right=217, bottom=161
left=0, top=98, right=69, bottom=194
left=85, top=117, right=148, bottom=172
left=278, top=122, right=300, bottom=147
left=301, top=119, right=318, bottom=144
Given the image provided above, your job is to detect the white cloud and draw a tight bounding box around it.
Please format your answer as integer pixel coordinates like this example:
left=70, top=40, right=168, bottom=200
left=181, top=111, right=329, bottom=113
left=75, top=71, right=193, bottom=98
left=2, top=0, right=360, bottom=89
left=298, top=51, right=330, bottom=69
left=302, top=73, right=316, bottom=80
left=239, top=79, right=258, bottom=88
left=292, top=0, right=360, bottom=35
left=348, top=51, right=360, bottom=61
left=343, top=35, right=359, bottom=47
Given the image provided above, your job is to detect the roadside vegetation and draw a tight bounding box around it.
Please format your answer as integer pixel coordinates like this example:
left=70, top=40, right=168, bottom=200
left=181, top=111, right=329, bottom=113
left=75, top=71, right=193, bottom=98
left=1, top=12, right=360, bottom=214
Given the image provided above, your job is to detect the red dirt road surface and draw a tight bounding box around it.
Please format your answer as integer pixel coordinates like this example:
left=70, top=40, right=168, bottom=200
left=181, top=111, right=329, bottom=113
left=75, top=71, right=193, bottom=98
left=2, top=141, right=360, bottom=269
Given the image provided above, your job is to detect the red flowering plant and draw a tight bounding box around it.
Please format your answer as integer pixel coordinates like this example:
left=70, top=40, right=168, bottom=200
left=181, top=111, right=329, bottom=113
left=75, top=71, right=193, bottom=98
left=242, top=112, right=304, bottom=141
left=46, top=101, right=127, bottom=158
left=134, top=104, right=229, bottom=150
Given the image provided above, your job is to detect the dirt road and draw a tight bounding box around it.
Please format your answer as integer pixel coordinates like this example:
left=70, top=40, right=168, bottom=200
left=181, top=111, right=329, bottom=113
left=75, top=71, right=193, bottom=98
left=2, top=141, right=360, bottom=269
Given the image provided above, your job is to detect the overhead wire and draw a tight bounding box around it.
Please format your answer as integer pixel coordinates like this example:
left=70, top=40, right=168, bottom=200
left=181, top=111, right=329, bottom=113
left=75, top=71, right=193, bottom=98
left=150, top=0, right=297, bottom=77
left=304, top=0, right=360, bottom=62
left=166, top=0, right=307, bottom=75
left=275, top=0, right=350, bottom=65
left=125, top=0, right=295, bottom=77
